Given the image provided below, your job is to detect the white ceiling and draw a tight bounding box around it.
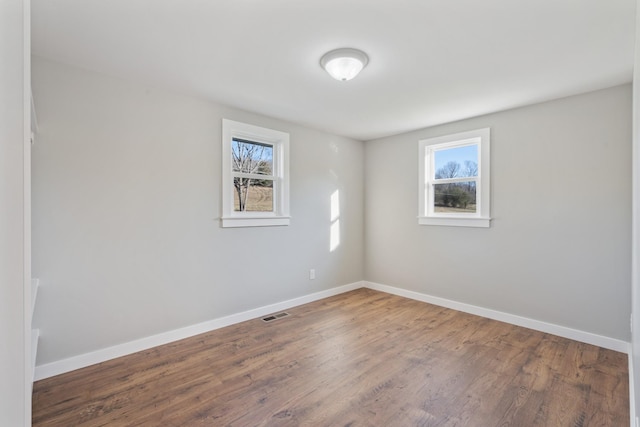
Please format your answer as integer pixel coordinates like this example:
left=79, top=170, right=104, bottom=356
left=31, top=0, right=636, bottom=141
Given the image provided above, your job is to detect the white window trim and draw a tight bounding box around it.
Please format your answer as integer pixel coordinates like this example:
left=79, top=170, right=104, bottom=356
left=418, top=128, right=491, bottom=228
left=221, top=119, right=290, bottom=228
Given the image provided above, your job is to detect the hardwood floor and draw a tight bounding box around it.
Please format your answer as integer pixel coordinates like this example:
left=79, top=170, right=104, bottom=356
left=32, top=288, right=629, bottom=426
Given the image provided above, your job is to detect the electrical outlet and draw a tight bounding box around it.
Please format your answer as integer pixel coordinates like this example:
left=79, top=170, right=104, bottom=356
left=309, top=269, right=316, bottom=280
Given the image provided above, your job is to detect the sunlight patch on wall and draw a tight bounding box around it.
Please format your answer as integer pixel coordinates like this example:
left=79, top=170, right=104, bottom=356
left=330, top=190, right=340, bottom=252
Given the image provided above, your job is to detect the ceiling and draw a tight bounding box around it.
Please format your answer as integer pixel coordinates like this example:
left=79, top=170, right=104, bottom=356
left=31, top=0, right=636, bottom=141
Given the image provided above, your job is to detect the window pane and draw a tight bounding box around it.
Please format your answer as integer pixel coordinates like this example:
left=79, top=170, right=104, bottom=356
left=434, top=145, right=478, bottom=179
left=232, top=139, right=273, bottom=175
left=233, top=178, right=274, bottom=212
left=434, top=182, right=477, bottom=213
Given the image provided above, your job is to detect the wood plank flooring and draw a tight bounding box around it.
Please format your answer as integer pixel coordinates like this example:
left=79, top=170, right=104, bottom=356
left=32, top=288, right=629, bottom=426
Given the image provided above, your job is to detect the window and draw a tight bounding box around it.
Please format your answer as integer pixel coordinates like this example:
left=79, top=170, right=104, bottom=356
left=221, top=119, right=290, bottom=227
left=418, top=128, right=491, bottom=227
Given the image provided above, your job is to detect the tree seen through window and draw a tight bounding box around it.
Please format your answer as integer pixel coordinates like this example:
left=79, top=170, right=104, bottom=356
left=433, top=145, right=478, bottom=213
left=231, top=138, right=274, bottom=212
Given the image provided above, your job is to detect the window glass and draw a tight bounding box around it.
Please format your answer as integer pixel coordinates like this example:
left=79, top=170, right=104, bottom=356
left=233, top=178, right=274, bottom=212
left=434, top=182, right=477, bottom=213
left=434, top=145, right=478, bottom=178
left=232, top=139, right=273, bottom=175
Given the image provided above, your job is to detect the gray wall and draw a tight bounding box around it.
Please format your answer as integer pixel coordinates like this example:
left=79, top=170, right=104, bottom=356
left=632, top=0, right=640, bottom=420
left=31, top=57, right=364, bottom=365
left=0, top=0, right=29, bottom=425
left=365, top=85, right=632, bottom=341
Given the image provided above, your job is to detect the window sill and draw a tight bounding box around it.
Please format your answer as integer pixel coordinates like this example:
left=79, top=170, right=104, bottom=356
left=221, top=216, right=291, bottom=228
left=418, top=216, right=491, bottom=228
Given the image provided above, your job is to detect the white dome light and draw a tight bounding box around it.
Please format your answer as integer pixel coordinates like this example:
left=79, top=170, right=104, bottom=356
left=320, top=48, right=369, bottom=81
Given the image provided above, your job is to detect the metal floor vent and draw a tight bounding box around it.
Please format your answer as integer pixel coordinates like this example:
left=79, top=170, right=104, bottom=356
left=262, top=312, right=290, bottom=322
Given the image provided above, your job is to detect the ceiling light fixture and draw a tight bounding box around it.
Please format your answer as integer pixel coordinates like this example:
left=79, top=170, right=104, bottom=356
left=320, top=48, right=369, bottom=82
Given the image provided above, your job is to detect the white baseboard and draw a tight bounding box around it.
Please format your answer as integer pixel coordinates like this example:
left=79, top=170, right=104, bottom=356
left=364, top=281, right=630, bottom=354
left=35, top=279, right=630, bottom=381
left=34, top=281, right=364, bottom=381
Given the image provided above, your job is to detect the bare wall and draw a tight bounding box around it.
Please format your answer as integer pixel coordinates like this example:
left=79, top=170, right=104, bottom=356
left=365, top=85, right=632, bottom=341
left=631, top=0, right=640, bottom=419
left=0, top=0, right=29, bottom=425
left=31, top=57, right=364, bottom=365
